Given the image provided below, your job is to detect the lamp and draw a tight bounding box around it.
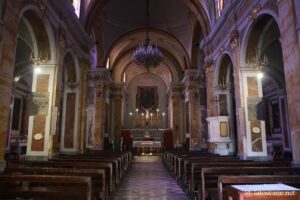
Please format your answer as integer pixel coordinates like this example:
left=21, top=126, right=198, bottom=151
left=30, top=51, right=49, bottom=66
left=132, top=0, right=164, bottom=67
left=247, top=48, right=269, bottom=71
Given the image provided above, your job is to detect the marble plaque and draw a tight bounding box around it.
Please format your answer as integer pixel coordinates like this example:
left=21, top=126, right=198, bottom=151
left=29, top=92, right=49, bottom=116
left=251, top=121, right=263, bottom=152
left=220, top=122, right=229, bottom=137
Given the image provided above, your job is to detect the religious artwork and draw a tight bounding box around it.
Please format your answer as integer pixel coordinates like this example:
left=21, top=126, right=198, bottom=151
left=136, top=86, right=157, bottom=109
left=220, top=122, right=228, bottom=137
left=29, top=92, right=49, bottom=116
left=86, top=107, right=94, bottom=148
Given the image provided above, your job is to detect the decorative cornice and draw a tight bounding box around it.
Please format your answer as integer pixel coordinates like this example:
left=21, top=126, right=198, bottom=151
left=88, top=68, right=112, bottom=84
left=248, top=4, right=262, bottom=22
left=229, top=30, right=239, bottom=50
left=44, top=0, right=94, bottom=54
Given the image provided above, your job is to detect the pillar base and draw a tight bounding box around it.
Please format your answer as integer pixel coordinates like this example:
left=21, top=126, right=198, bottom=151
left=244, top=156, right=269, bottom=161
left=25, top=155, right=48, bottom=161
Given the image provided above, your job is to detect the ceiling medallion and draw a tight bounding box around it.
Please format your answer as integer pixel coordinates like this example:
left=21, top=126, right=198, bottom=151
left=132, top=0, right=164, bottom=67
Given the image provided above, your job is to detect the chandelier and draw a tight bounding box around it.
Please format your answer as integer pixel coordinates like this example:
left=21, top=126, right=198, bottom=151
left=132, top=0, right=164, bottom=67
left=247, top=48, right=269, bottom=71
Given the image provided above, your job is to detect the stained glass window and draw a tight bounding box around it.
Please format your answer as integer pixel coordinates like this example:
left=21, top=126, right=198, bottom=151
left=215, top=0, right=224, bottom=18
left=72, top=0, right=81, bottom=17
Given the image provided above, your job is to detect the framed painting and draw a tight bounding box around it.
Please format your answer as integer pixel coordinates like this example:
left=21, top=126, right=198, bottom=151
left=136, top=86, right=158, bottom=109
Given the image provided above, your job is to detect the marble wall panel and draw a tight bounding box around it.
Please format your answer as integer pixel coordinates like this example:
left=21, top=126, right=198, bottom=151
left=64, top=93, right=76, bottom=148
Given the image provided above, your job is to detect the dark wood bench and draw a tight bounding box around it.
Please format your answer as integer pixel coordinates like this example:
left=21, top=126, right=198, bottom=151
left=198, top=167, right=300, bottom=200
left=188, top=161, right=290, bottom=194
left=218, top=175, right=300, bottom=200
left=5, top=166, right=106, bottom=200
left=8, top=160, right=115, bottom=194
left=182, top=157, right=242, bottom=184
left=0, top=174, right=92, bottom=200
left=51, top=157, right=121, bottom=183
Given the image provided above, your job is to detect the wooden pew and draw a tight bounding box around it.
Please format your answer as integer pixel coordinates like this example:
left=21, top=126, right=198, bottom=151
left=218, top=175, right=300, bottom=200
left=0, top=175, right=92, bottom=200
left=182, top=157, right=240, bottom=184
left=82, top=150, right=132, bottom=171
left=188, top=160, right=290, bottom=195
left=52, top=157, right=121, bottom=183
left=8, top=160, right=115, bottom=194
left=58, top=151, right=132, bottom=177
left=199, top=167, right=300, bottom=200
left=5, top=167, right=106, bottom=200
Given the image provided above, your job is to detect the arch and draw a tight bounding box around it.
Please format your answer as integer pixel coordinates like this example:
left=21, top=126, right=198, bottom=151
left=105, top=27, right=190, bottom=69
left=214, top=52, right=233, bottom=87
left=240, top=10, right=279, bottom=67
left=62, top=49, right=81, bottom=85
left=242, top=13, right=285, bottom=89
left=84, top=0, right=211, bottom=36
left=19, top=4, right=56, bottom=63
left=111, top=48, right=181, bottom=84
left=60, top=51, right=81, bottom=152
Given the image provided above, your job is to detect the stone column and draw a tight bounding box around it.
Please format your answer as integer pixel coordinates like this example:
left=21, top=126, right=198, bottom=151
left=110, top=83, right=124, bottom=139
left=78, top=60, right=89, bottom=153
left=204, top=60, right=216, bottom=117
left=0, top=0, right=21, bottom=170
left=88, top=68, right=111, bottom=150
left=183, top=69, right=204, bottom=150
left=278, top=0, right=300, bottom=164
left=240, top=69, right=267, bottom=158
left=26, top=64, right=56, bottom=160
left=229, top=31, right=247, bottom=158
left=94, top=84, right=105, bottom=150
left=170, top=83, right=184, bottom=145
left=49, top=32, right=67, bottom=157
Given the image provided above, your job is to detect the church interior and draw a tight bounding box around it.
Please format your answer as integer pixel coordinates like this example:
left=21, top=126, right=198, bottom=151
left=0, top=0, right=300, bottom=199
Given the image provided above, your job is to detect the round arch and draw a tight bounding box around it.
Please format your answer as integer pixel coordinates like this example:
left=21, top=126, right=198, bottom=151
left=214, top=52, right=233, bottom=87
left=84, top=0, right=211, bottom=36
left=240, top=10, right=279, bottom=67
left=19, top=4, right=56, bottom=63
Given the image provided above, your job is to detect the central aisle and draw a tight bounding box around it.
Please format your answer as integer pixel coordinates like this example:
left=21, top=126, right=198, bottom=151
left=112, top=156, right=188, bottom=200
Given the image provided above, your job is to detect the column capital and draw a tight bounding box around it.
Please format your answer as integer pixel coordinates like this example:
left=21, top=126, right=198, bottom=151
left=229, top=30, right=239, bottom=50
left=88, top=68, right=112, bottom=85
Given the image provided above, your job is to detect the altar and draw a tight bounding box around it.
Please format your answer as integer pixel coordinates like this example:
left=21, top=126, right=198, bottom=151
left=132, top=141, right=161, bottom=155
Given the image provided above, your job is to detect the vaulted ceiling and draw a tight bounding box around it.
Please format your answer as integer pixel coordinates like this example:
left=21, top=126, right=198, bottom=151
left=84, top=0, right=211, bottom=70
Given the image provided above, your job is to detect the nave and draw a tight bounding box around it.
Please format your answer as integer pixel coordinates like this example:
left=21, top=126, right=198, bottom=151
left=111, top=156, right=188, bottom=200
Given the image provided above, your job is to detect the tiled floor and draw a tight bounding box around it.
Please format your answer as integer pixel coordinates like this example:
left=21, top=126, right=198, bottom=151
left=111, top=156, right=188, bottom=200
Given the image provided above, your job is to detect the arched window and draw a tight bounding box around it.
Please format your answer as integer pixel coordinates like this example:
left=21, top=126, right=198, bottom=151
left=215, top=0, right=224, bottom=19
left=72, top=0, right=81, bottom=17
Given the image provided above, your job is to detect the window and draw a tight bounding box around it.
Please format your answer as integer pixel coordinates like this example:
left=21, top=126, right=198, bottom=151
left=215, top=0, right=224, bottom=18
left=72, top=0, right=81, bottom=17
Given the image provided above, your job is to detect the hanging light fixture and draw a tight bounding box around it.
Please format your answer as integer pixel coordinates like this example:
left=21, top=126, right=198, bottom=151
left=132, top=0, right=164, bottom=67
